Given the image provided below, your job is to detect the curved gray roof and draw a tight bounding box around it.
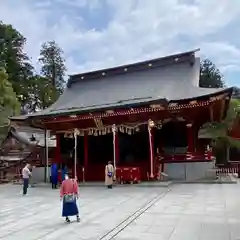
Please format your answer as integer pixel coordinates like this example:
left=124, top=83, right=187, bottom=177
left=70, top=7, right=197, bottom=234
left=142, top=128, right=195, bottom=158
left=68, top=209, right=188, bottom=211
left=11, top=127, right=56, bottom=147
left=0, top=126, right=56, bottom=148
left=11, top=49, right=233, bottom=119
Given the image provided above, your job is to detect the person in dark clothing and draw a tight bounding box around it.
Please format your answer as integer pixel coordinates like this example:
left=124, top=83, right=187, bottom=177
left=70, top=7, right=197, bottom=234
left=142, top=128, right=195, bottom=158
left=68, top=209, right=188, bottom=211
left=51, top=163, right=58, bottom=189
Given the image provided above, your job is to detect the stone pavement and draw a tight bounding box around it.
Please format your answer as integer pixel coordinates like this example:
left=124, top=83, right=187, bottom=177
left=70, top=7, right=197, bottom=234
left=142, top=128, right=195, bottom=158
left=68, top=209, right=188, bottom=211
left=1, top=184, right=240, bottom=240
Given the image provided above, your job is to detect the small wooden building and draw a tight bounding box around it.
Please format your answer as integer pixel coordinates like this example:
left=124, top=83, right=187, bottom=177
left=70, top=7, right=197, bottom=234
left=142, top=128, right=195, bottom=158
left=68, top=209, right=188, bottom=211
left=0, top=125, right=55, bottom=182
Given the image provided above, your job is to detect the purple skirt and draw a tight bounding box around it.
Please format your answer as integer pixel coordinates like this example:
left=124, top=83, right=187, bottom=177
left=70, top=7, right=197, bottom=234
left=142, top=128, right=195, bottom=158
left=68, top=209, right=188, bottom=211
left=62, top=198, right=79, bottom=217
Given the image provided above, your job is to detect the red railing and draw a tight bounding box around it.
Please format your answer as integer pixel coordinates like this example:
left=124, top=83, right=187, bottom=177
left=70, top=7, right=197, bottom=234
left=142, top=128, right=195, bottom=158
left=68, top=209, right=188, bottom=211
left=57, top=165, right=141, bottom=183
left=161, top=151, right=213, bottom=163
left=116, top=167, right=141, bottom=184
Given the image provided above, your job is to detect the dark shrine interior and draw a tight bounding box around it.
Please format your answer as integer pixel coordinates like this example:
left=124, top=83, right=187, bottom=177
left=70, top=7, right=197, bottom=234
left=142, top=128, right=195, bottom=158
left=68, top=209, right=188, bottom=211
left=118, top=126, right=149, bottom=165
left=60, top=134, right=84, bottom=166
left=59, top=121, right=189, bottom=167
left=88, top=134, right=113, bottom=164
left=86, top=129, right=149, bottom=166
left=155, top=121, right=188, bottom=154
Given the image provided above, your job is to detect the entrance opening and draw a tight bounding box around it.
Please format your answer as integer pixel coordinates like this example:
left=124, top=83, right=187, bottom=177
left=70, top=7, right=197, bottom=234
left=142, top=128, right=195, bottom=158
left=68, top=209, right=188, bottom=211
left=88, top=134, right=113, bottom=165
left=59, top=135, right=84, bottom=166
left=119, top=125, right=149, bottom=166
left=87, top=133, right=113, bottom=181
left=155, top=121, right=187, bottom=155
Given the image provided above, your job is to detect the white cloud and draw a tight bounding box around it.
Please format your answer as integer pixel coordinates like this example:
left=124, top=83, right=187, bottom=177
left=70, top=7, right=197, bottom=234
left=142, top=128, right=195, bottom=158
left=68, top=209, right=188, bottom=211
left=1, top=0, right=240, bottom=85
left=200, top=42, right=240, bottom=72
left=55, top=0, right=100, bottom=9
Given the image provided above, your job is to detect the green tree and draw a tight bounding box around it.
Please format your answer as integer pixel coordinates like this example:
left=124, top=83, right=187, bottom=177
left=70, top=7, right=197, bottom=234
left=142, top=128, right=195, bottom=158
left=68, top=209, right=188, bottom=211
left=202, top=99, right=240, bottom=164
left=0, top=68, right=20, bottom=144
left=0, top=21, right=34, bottom=109
left=199, top=59, right=240, bottom=163
left=39, top=40, right=66, bottom=93
left=26, top=75, right=59, bottom=112
left=200, top=59, right=225, bottom=88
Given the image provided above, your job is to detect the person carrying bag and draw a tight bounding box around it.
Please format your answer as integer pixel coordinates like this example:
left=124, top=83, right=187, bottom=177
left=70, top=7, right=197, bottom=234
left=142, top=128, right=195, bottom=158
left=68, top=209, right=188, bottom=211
left=60, top=175, right=80, bottom=223
left=105, top=161, right=114, bottom=189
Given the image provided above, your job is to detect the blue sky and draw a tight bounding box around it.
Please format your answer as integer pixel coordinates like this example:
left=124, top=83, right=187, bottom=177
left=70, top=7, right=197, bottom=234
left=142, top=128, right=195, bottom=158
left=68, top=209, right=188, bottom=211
left=1, top=0, right=240, bottom=86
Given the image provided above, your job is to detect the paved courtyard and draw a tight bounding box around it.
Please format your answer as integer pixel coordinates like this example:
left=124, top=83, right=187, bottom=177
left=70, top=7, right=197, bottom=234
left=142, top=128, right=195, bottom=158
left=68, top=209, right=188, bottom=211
left=1, top=183, right=240, bottom=240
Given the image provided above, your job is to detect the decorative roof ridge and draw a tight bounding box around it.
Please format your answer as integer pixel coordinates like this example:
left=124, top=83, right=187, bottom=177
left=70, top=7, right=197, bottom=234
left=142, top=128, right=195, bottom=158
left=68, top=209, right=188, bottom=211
left=67, top=49, right=200, bottom=88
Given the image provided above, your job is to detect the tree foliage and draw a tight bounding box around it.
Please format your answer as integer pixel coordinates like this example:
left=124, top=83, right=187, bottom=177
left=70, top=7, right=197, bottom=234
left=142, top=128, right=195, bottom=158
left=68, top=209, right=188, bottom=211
left=202, top=99, right=240, bottom=138
left=200, top=59, right=225, bottom=88
left=203, top=99, right=240, bottom=164
left=39, top=40, right=66, bottom=93
left=0, top=68, right=20, bottom=144
left=0, top=22, right=67, bottom=114
left=26, top=75, right=59, bottom=112
left=0, top=21, right=34, bottom=109
left=201, top=98, right=240, bottom=164
left=199, top=59, right=240, bottom=163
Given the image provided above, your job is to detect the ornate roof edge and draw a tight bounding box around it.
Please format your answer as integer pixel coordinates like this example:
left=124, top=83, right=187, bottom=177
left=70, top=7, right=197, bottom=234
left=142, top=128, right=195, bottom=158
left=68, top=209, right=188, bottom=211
left=8, top=87, right=233, bottom=123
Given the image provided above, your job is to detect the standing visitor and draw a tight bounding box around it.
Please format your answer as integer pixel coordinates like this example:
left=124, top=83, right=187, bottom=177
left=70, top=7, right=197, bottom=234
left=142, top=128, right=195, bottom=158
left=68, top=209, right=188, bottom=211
left=22, top=163, right=32, bottom=196
left=105, top=161, right=115, bottom=189
left=51, top=163, right=58, bottom=189
left=60, top=174, right=80, bottom=223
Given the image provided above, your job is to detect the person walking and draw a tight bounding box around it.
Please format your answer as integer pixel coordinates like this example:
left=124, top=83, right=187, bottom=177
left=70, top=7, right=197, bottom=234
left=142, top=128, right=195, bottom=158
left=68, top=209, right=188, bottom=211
left=105, top=161, right=115, bottom=189
left=22, top=163, right=32, bottom=196
left=51, top=163, right=58, bottom=189
left=60, top=174, right=80, bottom=223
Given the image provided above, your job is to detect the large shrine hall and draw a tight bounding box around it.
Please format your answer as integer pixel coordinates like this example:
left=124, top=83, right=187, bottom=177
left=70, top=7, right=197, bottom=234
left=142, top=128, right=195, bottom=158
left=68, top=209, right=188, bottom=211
left=10, top=49, right=233, bottom=182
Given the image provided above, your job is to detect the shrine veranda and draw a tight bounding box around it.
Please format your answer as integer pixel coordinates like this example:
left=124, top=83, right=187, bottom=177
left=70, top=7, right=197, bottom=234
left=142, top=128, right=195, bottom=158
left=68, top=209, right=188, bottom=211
left=11, top=50, right=233, bottom=182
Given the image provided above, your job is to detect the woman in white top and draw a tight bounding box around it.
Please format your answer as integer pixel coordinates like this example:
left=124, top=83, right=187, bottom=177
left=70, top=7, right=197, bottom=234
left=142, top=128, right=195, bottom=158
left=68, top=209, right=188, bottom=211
left=22, top=164, right=32, bottom=195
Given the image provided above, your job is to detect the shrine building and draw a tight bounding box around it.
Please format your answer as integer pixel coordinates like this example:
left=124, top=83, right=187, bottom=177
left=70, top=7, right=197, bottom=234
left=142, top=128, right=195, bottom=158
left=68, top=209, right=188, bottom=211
left=11, top=49, right=233, bottom=182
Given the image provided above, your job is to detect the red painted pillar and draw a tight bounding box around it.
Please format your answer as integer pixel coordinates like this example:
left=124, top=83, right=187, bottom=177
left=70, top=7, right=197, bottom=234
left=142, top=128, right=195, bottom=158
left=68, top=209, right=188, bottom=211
left=186, top=123, right=194, bottom=153
left=55, top=134, right=61, bottom=163
left=83, top=132, right=88, bottom=181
